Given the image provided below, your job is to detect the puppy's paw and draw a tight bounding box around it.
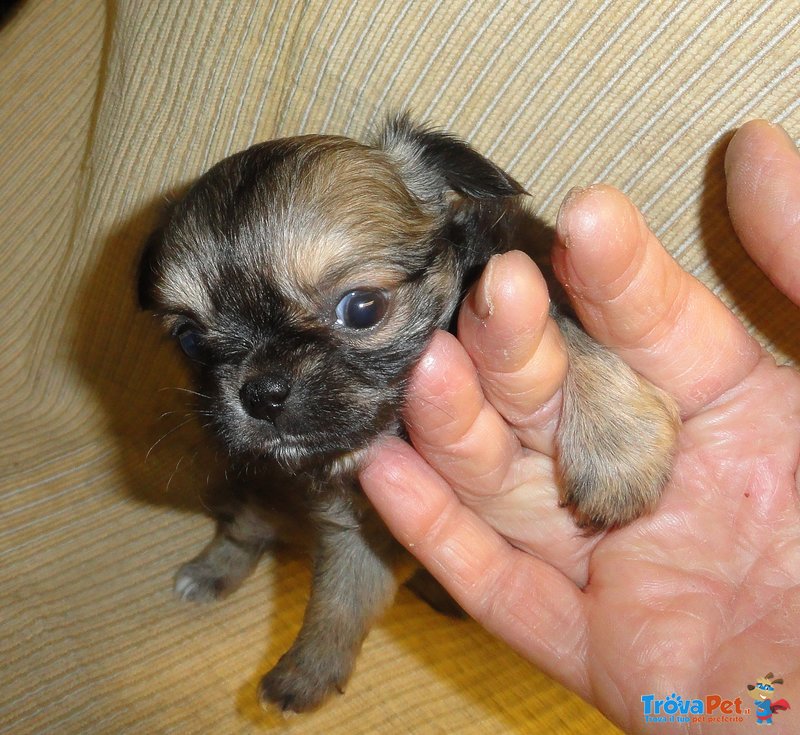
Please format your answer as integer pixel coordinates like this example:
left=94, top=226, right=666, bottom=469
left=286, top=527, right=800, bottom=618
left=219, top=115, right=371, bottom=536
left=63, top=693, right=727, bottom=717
left=173, top=559, right=233, bottom=602
left=173, top=534, right=261, bottom=602
left=557, top=395, right=677, bottom=531
left=557, top=319, right=680, bottom=531
left=258, top=647, right=352, bottom=713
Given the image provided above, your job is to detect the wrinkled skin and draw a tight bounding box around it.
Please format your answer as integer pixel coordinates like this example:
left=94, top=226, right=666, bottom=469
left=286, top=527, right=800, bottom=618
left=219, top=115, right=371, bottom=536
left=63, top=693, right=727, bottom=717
left=360, top=120, right=800, bottom=734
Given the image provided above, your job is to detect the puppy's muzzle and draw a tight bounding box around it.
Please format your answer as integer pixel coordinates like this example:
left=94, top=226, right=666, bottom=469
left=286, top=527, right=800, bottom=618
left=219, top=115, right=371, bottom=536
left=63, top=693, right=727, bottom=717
left=239, top=373, right=292, bottom=423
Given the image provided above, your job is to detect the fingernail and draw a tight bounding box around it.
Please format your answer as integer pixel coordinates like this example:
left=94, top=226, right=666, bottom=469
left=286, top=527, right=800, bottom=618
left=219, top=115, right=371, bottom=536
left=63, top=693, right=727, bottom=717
left=472, top=254, right=498, bottom=319
left=555, top=186, right=587, bottom=249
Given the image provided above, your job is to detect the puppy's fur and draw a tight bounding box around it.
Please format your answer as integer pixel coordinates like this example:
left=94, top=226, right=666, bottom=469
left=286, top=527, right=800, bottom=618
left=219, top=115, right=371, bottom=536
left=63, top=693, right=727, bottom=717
left=139, top=115, right=679, bottom=712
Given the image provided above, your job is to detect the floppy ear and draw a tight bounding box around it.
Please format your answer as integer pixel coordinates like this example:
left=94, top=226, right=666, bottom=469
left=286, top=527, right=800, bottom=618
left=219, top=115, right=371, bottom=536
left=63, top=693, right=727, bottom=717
left=377, top=112, right=527, bottom=208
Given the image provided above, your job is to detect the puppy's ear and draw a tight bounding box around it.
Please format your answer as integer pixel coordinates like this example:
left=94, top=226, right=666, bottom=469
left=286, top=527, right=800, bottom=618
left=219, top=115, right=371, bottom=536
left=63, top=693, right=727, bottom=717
left=377, top=112, right=527, bottom=207
left=136, top=184, right=195, bottom=310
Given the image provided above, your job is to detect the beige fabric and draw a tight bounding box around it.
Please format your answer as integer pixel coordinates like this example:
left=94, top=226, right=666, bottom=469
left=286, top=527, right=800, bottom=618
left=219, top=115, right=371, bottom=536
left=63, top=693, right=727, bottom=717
left=1, top=0, right=798, bottom=732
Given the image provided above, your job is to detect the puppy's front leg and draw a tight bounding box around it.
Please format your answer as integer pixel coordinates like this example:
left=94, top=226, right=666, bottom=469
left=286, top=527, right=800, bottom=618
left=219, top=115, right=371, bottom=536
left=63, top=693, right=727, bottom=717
left=174, top=497, right=282, bottom=602
left=554, top=311, right=680, bottom=530
left=259, top=488, right=406, bottom=713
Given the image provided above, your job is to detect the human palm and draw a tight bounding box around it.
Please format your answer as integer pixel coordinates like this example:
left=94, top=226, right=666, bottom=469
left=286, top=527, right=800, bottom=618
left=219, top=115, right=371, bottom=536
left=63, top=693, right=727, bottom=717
left=360, top=120, right=800, bottom=733
left=585, top=354, right=799, bottom=731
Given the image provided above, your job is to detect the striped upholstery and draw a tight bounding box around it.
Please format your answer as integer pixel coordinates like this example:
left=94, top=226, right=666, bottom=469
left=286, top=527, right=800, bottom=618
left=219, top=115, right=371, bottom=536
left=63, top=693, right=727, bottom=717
left=1, top=1, right=797, bottom=732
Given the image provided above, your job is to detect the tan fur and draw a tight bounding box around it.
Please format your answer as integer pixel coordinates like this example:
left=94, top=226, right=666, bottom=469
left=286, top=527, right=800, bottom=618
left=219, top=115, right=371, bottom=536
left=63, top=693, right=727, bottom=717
left=157, top=267, right=215, bottom=319
left=262, top=140, right=462, bottom=350
left=555, top=314, right=680, bottom=529
left=256, top=139, right=438, bottom=300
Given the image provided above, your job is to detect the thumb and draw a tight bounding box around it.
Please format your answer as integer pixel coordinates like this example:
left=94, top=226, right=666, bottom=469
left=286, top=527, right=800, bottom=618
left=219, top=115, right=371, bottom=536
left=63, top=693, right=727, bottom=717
left=725, top=119, right=800, bottom=305
left=551, top=184, right=761, bottom=415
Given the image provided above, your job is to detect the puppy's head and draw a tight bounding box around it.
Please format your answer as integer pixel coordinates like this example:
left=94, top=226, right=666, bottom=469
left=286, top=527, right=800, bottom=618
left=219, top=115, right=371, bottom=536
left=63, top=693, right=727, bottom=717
left=139, top=116, right=523, bottom=471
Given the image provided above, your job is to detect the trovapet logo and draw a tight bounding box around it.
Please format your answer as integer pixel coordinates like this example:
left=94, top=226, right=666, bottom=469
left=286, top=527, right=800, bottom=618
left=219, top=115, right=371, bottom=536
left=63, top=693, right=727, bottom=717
left=640, top=693, right=748, bottom=725
left=641, top=673, right=791, bottom=726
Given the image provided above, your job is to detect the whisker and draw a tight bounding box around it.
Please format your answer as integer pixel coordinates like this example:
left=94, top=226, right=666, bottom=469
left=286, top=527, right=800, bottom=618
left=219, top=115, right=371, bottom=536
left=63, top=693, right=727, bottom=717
left=165, top=456, right=185, bottom=493
left=198, top=494, right=214, bottom=514
left=145, top=417, right=195, bottom=461
left=491, top=210, right=507, bottom=228
left=157, top=410, right=198, bottom=422
left=158, top=386, right=213, bottom=400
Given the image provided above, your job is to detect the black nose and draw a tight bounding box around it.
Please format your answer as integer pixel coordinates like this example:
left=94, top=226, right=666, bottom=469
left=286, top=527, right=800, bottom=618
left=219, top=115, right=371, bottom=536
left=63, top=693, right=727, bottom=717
left=239, top=373, right=292, bottom=423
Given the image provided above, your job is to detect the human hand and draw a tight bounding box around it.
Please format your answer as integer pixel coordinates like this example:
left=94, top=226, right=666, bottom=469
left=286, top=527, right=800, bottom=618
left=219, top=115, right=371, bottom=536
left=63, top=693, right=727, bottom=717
left=359, top=120, right=800, bottom=734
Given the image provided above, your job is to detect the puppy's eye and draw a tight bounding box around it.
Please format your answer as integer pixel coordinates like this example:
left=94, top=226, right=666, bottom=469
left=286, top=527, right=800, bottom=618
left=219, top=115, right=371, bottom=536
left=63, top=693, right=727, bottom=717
left=335, top=290, right=388, bottom=329
left=175, top=324, right=205, bottom=359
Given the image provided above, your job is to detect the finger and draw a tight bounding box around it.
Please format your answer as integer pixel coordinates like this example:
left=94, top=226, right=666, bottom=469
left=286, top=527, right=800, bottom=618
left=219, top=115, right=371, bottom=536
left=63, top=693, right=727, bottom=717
left=358, top=436, right=589, bottom=695
left=400, top=329, right=602, bottom=582
left=725, top=119, right=800, bottom=304
left=401, top=329, right=541, bottom=500
left=551, top=184, right=763, bottom=415
left=457, top=250, right=568, bottom=456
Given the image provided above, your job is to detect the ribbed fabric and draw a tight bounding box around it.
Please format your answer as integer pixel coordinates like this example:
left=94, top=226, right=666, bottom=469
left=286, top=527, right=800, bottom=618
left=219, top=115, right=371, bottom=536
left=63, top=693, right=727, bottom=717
left=1, top=0, right=797, bottom=732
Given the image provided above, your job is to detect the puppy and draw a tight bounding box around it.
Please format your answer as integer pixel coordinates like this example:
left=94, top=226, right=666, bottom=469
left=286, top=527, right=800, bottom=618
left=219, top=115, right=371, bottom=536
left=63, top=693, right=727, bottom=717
left=138, top=114, right=679, bottom=712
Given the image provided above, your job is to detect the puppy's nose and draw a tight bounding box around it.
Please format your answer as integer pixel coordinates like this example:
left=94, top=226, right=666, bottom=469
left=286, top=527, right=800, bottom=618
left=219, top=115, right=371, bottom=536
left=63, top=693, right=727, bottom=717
left=239, top=373, right=292, bottom=423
